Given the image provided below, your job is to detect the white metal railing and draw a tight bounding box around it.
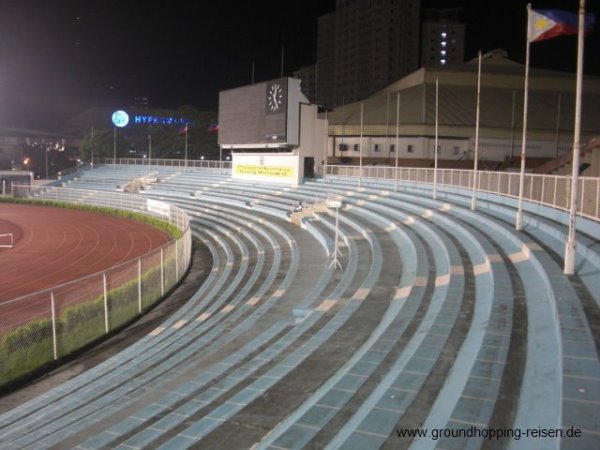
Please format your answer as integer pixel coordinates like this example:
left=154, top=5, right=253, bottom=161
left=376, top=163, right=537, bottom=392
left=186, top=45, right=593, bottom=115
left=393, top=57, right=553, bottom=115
left=105, top=158, right=232, bottom=170
left=324, top=165, right=600, bottom=222
left=0, top=188, right=192, bottom=386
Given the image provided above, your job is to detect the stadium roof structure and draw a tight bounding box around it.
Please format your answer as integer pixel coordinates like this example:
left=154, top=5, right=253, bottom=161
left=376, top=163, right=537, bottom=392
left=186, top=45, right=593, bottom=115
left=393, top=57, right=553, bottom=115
left=325, top=49, right=600, bottom=142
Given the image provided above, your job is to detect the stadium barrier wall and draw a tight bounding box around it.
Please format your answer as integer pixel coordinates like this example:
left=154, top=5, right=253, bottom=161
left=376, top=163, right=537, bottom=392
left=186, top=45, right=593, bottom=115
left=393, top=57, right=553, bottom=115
left=0, top=188, right=192, bottom=387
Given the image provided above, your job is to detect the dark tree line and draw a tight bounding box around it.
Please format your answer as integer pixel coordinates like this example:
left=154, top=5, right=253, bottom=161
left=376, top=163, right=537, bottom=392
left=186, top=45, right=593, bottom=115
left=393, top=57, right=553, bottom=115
left=79, top=106, right=220, bottom=163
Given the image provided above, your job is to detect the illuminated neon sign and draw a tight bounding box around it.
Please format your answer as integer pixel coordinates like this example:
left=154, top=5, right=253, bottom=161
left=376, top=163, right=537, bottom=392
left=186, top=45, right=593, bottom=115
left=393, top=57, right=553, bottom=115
left=133, top=115, right=189, bottom=125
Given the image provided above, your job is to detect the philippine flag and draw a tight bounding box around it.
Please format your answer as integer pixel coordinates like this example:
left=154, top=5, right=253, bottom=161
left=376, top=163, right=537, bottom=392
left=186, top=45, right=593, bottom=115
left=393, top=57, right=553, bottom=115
left=528, top=9, right=596, bottom=42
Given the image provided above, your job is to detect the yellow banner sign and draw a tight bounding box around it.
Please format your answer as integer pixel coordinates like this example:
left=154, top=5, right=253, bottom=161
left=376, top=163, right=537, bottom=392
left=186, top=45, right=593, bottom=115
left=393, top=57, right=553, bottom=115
left=235, top=164, right=294, bottom=178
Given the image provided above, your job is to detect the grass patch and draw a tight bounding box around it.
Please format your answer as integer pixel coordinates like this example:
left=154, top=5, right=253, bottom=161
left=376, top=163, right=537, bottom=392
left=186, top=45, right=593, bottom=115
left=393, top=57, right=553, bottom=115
left=0, top=255, right=180, bottom=387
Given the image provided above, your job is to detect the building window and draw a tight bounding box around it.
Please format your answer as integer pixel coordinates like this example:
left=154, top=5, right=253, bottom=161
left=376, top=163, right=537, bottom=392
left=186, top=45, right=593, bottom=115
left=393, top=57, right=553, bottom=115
left=390, top=144, right=395, bottom=153
left=407, top=144, right=413, bottom=153
left=354, top=144, right=360, bottom=152
left=453, top=146, right=460, bottom=155
left=374, top=144, right=380, bottom=152
left=339, top=144, right=348, bottom=151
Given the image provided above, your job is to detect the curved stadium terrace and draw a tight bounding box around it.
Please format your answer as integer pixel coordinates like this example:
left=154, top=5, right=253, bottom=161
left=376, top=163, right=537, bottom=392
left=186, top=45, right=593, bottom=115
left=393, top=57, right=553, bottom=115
left=0, top=163, right=599, bottom=449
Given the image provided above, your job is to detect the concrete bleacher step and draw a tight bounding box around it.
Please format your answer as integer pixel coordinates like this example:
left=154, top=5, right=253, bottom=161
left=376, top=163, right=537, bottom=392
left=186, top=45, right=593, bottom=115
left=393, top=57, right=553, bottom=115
left=2, top=166, right=599, bottom=449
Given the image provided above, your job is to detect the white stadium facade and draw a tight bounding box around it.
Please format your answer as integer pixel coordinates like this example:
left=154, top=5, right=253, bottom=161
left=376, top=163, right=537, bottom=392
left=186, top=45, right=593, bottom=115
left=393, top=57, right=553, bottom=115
left=324, top=49, right=600, bottom=174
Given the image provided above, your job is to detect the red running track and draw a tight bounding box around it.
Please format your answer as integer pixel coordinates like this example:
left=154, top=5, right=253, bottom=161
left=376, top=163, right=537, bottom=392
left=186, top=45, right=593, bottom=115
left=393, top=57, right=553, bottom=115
left=0, top=203, right=170, bottom=302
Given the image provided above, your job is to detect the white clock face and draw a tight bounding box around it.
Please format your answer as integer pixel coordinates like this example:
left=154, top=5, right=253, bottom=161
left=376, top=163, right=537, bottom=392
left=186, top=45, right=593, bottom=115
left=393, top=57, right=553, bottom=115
left=267, top=83, right=284, bottom=112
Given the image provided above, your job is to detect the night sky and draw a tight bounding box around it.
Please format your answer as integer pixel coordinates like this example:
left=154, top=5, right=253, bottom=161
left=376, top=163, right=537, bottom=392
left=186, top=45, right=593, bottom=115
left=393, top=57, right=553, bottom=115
left=1, top=0, right=598, bottom=131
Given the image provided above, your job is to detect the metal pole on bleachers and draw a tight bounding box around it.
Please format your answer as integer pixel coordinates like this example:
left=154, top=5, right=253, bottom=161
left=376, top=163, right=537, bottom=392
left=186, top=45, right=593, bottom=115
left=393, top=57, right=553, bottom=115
left=323, top=109, right=328, bottom=183
left=395, top=91, right=400, bottom=192
left=359, top=103, right=363, bottom=187
left=471, top=50, right=482, bottom=211
left=433, top=77, right=439, bottom=200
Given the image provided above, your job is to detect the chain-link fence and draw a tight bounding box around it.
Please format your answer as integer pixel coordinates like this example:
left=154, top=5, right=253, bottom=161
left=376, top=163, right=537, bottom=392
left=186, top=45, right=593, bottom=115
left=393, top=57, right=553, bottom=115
left=0, top=188, right=191, bottom=387
left=325, top=165, right=600, bottom=222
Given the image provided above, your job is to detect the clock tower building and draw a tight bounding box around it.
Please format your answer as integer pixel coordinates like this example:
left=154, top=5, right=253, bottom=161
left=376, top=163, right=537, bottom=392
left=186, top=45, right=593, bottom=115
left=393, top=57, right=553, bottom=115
left=218, top=77, right=328, bottom=185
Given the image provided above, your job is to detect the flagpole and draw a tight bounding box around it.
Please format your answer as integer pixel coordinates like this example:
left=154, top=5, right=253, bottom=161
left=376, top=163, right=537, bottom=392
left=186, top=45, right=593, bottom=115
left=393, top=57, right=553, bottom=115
left=565, top=0, right=586, bottom=275
left=516, top=4, right=532, bottom=230
left=148, top=123, right=152, bottom=170
left=471, top=49, right=482, bottom=210
left=359, top=102, right=363, bottom=187
left=433, top=77, right=439, bottom=200
left=394, top=91, right=400, bottom=192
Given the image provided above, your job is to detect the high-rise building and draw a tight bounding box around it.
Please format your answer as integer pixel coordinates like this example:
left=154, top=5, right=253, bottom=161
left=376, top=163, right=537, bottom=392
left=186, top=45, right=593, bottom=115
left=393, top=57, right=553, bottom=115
left=313, top=0, right=421, bottom=108
left=421, top=8, right=465, bottom=68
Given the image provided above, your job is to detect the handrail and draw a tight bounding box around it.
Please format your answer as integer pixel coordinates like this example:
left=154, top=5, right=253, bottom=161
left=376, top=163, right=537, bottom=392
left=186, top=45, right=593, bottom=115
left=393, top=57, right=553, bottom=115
left=324, top=164, right=600, bottom=222
left=104, top=158, right=232, bottom=169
